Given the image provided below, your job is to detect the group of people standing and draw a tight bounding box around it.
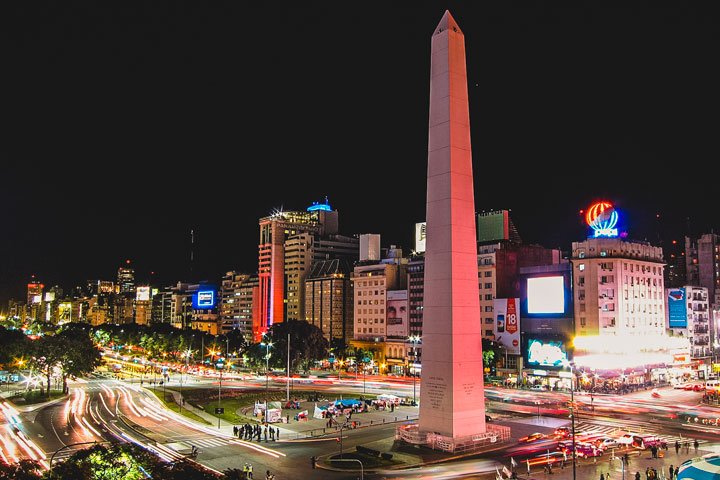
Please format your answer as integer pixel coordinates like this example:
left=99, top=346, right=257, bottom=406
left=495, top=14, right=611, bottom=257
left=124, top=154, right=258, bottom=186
left=233, top=423, right=280, bottom=442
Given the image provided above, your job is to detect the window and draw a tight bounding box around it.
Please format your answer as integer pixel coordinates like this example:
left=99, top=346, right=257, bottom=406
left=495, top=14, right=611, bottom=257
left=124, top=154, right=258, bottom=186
left=578, top=264, right=585, bottom=272
left=485, top=330, right=494, bottom=337
left=580, top=317, right=586, bottom=327
left=484, top=283, right=492, bottom=289
left=484, top=294, right=493, bottom=300
left=484, top=317, right=493, bottom=324
left=484, top=306, right=493, bottom=312
left=578, top=276, right=585, bottom=286
left=484, top=271, right=492, bottom=277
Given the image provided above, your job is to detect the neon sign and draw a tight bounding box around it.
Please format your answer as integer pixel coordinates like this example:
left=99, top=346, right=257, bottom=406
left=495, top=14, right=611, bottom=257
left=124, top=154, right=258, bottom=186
left=307, top=197, right=332, bottom=212
left=585, top=201, right=619, bottom=238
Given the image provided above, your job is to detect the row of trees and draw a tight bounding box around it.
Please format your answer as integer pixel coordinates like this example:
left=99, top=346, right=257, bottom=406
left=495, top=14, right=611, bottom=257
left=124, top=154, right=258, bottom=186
left=0, top=324, right=102, bottom=395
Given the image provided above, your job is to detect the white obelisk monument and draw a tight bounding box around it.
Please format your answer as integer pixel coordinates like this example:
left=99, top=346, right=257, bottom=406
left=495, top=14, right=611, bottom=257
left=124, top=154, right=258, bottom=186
left=418, top=10, right=487, bottom=440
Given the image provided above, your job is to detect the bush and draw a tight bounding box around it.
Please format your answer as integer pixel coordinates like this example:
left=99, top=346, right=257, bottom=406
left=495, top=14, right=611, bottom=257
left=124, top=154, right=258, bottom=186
left=356, top=445, right=380, bottom=457
left=380, top=452, right=393, bottom=460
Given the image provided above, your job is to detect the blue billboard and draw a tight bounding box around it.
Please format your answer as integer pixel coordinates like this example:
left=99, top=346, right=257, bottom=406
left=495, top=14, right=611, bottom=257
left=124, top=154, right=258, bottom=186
left=526, top=338, right=568, bottom=368
left=193, top=290, right=216, bottom=310
left=668, top=288, right=687, bottom=328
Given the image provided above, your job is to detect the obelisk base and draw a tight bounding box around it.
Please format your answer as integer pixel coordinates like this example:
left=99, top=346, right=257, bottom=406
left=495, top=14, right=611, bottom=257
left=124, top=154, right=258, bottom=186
left=396, top=423, right=512, bottom=454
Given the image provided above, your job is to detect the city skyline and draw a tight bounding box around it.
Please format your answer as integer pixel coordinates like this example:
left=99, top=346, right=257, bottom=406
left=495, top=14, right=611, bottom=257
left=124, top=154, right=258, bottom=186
left=4, top=3, right=718, bottom=304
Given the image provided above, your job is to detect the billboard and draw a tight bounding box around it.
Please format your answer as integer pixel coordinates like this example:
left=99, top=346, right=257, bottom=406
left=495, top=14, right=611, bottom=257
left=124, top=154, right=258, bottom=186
left=493, top=298, right=520, bottom=354
left=58, top=303, right=72, bottom=324
left=136, top=286, right=151, bottom=301
left=193, top=290, right=216, bottom=309
left=414, top=222, right=427, bottom=253
left=668, top=288, right=688, bottom=328
left=527, top=276, right=565, bottom=314
left=386, top=290, right=408, bottom=338
left=44, top=292, right=55, bottom=302
left=526, top=338, right=568, bottom=368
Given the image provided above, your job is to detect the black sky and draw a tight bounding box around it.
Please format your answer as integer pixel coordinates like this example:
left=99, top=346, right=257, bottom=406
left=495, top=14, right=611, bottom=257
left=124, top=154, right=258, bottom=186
left=2, top=2, right=718, bottom=304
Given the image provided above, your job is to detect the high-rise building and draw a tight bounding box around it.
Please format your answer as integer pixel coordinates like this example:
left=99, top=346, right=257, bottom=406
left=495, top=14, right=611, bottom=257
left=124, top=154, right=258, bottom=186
left=170, top=282, right=220, bottom=334
left=27, top=281, right=44, bottom=307
left=360, top=234, right=381, bottom=262
left=151, top=287, right=173, bottom=324
left=666, top=286, right=710, bottom=360
left=258, top=201, right=338, bottom=331
left=477, top=210, right=522, bottom=245
left=352, top=259, right=406, bottom=342
left=478, top=243, right=563, bottom=339
left=220, top=272, right=259, bottom=339
left=572, top=237, right=665, bottom=337
left=686, top=233, right=720, bottom=306
left=117, top=261, right=135, bottom=294
left=304, top=259, right=354, bottom=344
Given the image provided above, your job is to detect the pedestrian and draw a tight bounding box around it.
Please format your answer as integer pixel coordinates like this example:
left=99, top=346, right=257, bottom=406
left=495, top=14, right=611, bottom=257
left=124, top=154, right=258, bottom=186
left=685, top=440, right=689, bottom=453
left=311, top=455, right=317, bottom=469
left=675, top=440, right=680, bottom=454
left=264, top=426, right=268, bottom=442
left=265, top=469, right=274, bottom=480
left=669, top=465, right=674, bottom=479
left=233, top=425, right=238, bottom=437
left=694, top=438, right=699, bottom=453
left=248, top=463, right=253, bottom=479
left=275, top=426, right=279, bottom=439
left=635, top=472, right=641, bottom=480
left=600, top=474, right=605, bottom=480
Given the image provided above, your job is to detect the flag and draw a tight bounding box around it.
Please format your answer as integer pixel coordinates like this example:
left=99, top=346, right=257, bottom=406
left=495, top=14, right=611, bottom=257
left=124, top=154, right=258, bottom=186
left=510, top=457, right=517, bottom=468
left=502, top=465, right=512, bottom=477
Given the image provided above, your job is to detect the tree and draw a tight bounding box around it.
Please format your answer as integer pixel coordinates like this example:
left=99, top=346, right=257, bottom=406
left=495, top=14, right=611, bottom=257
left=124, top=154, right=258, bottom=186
left=30, top=335, right=66, bottom=395
left=55, top=330, right=102, bottom=393
left=0, top=326, right=29, bottom=369
left=264, top=320, right=329, bottom=374
left=0, top=459, right=43, bottom=480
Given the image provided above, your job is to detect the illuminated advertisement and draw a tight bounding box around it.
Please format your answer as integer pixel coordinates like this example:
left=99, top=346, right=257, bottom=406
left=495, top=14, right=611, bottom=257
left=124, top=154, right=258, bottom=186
left=193, top=290, right=216, bottom=309
left=386, top=290, right=408, bottom=338
left=526, top=338, right=568, bottom=367
left=527, top=276, right=565, bottom=314
left=414, top=222, right=427, bottom=253
left=493, top=298, right=520, bottom=354
left=136, top=286, right=151, bottom=301
left=586, top=201, right=619, bottom=238
left=668, top=288, right=688, bottom=328
left=58, top=303, right=72, bottom=324
left=44, top=292, right=55, bottom=302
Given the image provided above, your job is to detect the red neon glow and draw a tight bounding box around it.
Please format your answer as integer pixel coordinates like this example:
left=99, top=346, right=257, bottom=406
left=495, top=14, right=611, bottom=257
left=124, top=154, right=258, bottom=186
left=585, top=201, right=613, bottom=228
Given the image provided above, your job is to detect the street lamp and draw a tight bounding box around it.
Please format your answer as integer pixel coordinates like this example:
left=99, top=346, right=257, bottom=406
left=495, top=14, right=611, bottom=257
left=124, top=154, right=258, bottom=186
left=260, top=336, right=273, bottom=415
left=562, top=359, right=577, bottom=480
left=209, top=349, right=222, bottom=429
left=408, top=335, right=421, bottom=405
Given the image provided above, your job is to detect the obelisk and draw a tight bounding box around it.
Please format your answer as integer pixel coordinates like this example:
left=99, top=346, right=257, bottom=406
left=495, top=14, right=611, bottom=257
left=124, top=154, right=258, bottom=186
left=418, top=10, right=487, bottom=439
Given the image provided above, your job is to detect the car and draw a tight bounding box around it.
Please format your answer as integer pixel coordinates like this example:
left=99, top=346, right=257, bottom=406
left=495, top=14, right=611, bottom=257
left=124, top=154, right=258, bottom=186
left=519, top=432, right=547, bottom=443
left=553, top=427, right=571, bottom=439
left=530, top=385, right=546, bottom=391
left=485, top=414, right=493, bottom=423
left=594, top=437, right=621, bottom=451
left=674, top=382, right=688, bottom=389
left=617, top=433, right=640, bottom=446
left=558, top=441, right=603, bottom=458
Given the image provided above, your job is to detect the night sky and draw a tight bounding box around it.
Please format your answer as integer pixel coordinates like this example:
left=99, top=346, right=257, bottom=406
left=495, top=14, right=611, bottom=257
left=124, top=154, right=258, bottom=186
left=3, top=2, right=718, bottom=305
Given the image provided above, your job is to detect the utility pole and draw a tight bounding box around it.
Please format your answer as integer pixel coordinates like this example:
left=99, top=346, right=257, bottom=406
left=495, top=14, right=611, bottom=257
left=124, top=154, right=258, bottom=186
left=286, top=333, right=290, bottom=402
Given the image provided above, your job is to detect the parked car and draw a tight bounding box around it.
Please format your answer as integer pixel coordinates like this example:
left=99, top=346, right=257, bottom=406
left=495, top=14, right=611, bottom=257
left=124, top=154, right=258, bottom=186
left=558, top=441, right=603, bottom=458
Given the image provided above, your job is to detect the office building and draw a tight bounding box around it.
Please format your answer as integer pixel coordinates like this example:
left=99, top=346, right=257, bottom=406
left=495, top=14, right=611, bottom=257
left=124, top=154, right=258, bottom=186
left=667, top=286, right=710, bottom=360
left=220, top=272, right=259, bottom=339
left=304, top=259, right=354, bottom=343
left=117, top=261, right=135, bottom=294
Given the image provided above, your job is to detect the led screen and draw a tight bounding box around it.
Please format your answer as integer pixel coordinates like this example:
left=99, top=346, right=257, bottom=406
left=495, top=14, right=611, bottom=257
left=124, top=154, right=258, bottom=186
left=527, top=338, right=568, bottom=367
left=193, top=290, right=216, bottom=309
left=527, top=276, right=565, bottom=314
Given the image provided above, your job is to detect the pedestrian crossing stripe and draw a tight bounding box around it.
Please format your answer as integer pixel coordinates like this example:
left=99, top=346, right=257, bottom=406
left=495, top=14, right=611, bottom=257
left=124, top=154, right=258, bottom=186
left=189, top=437, right=227, bottom=448
left=574, top=423, right=706, bottom=446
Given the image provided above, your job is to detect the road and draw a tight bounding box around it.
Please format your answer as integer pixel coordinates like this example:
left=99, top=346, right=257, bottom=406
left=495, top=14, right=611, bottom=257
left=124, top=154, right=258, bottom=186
left=3, top=375, right=720, bottom=479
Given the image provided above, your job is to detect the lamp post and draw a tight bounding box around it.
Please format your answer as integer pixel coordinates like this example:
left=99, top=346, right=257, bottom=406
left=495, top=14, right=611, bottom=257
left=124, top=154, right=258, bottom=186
left=260, top=336, right=273, bottom=415
left=562, top=359, right=577, bottom=480
left=408, top=335, right=421, bottom=405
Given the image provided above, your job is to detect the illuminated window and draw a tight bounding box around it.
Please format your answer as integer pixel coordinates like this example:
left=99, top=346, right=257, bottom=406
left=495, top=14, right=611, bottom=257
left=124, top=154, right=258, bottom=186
left=578, top=264, right=585, bottom=271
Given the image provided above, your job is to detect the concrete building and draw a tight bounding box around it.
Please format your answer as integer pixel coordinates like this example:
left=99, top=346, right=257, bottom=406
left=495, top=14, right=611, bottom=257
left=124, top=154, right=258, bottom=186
left=572, top=238, right=665, bottom=338
left=257, top=200, right=339, bottom=332
left=686, top=233, right=720, bottom=311
left=304, top=259, right=354, bottom=344
left=478, top=243, right=563, bottom=339
left=169, top=282, right=219, bottom=333
left=220, top=272, right=259, bottom=339
left=360, top=234, right=381, bottom=262
left=666, top=286, right=710, bottom=360
left=151, top=288, right=173, bottom=324
left=352, top=262, right=403, bottom=342
left=477, top=210, right=521, bottom=244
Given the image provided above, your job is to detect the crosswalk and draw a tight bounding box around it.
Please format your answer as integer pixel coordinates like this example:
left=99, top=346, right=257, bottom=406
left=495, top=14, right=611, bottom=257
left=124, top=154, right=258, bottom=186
left=181, top=436, right=228, bottom=449
left=574, top=421, right=706, bottom=447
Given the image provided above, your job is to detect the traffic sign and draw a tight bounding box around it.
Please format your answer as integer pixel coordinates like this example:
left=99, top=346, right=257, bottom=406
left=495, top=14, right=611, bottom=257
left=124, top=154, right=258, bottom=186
left=215, top=407, right=224, bottom=414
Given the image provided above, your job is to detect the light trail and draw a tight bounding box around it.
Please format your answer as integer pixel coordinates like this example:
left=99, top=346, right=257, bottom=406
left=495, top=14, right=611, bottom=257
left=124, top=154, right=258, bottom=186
left=228, top=438, right=286, bottom=458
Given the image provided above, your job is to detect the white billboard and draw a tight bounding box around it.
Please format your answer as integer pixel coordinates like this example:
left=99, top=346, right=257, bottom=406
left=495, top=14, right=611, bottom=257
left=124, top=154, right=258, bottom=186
left=136, top=286, right=151, bottom=302
left=527, top=276, right=565, bottom=314
left=493, top=298, right=520, bottom=355
left=386, top=290, right=408, bottom=338
left=414, top=222, right=426, bottom=253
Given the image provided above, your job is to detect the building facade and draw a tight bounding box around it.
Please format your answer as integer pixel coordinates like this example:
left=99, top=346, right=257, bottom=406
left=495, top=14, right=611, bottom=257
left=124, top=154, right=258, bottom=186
left=667, top=285, right=710, bottom=360
left=304, top=259, right=353, bottom=344
left=220, top=272, right=259, bottom=339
